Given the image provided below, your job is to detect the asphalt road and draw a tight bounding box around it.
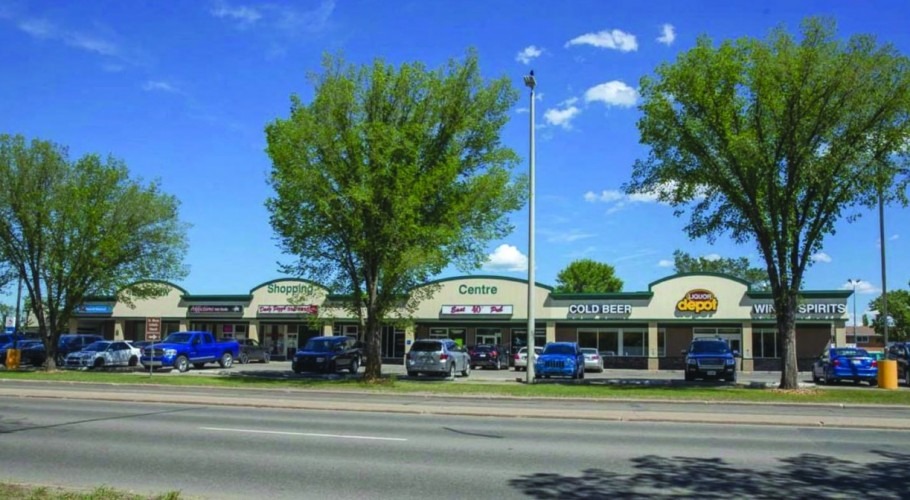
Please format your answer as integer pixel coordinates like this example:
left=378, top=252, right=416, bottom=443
left=1, top=397, right=909, bottom=499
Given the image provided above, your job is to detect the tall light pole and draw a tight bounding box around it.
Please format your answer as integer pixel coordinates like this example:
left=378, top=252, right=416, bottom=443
left=523, top=70, right=536, bottom=384
left=848, top=279, right=861, bottom=342
left=878, top=188, right=889, bottom=346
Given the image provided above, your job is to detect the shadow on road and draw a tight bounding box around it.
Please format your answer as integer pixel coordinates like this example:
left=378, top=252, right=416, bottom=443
left=509, top=450, right=910, bottom=499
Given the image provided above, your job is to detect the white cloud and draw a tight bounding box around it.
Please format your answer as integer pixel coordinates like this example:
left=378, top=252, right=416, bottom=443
left=543, top=105, right=580, bottom=129
left=584, top=81, right=639, bottom=108
left=841, top=280, right=879, bottom=295
left=483, top=244, right=528, bottom=272
left=515, top=107, right=529, bottom=114
left=890, top=234, right=900, bottom=241
left=657, top=24, right=676, bottom=45
left=211, top=2, right=263, bottom=26
left=703, top=253, right=721, bottom=261
left=584, top=190, right=624, bottom=203
left=142, top=80, right=180, bottom=93
left=658, top=259, right=673, bottom=268
left=565, top=29, right=638, bottom=52
left=541, top=229, right=596, bottom=244
left=15, top=17, right=120, bottom=57
left=811, top=252, right=832, bottom=263
left=516, top=45, right=543, bottom=65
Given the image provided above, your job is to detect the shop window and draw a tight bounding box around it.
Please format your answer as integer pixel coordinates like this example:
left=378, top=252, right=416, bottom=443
left=577, top=330, right=598, bottom=349
left=623, top=330, right=645, bottom=356
left=753, top=330, right=778, bottom=358
left=476, top=328, right=502, bottom=346
left=856, top=335, right=870, bottom=344
left=511, top=329, right=545, bottom=351
left=657, top=329, right=667, bottom=357
left=429, top=328, right=448, bottom=339
left=598, top=331, right=619, bottom=356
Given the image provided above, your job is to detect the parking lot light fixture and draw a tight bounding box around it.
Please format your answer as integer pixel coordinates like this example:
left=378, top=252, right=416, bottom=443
left=524, top=70, right=536, bottom=384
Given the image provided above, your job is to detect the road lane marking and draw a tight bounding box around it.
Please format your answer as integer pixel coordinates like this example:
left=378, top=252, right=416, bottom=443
left=200, top=426, right=408, bottom=442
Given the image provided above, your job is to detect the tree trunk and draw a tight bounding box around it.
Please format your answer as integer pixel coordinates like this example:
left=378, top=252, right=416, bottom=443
left=777, top=293, right=799, bottom=389
left=363, top=312, right=382, bottom=382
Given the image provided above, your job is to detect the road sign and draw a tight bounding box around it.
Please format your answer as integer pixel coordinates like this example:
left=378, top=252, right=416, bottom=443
left=145, top=317, right=162, bottom=341
left=4, top=317, right=14, bottom=334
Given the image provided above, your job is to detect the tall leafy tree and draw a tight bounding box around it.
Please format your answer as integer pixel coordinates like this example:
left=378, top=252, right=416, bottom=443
left=868, top=288, right=910, bottom=341
left=671, top=250, right=770, bottom=290
left=625, top=18, right=910, bottom=389
left=265, top=52, right=526, bottom=381
left=554, top=259, right=623, bottom=293
left=0, top=135, right=189, bottom=368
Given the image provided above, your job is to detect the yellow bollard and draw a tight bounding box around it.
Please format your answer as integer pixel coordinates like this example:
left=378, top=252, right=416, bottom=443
left=5, top=348, right=21, bottom=370
left=878, top=359, right=898, bottom=390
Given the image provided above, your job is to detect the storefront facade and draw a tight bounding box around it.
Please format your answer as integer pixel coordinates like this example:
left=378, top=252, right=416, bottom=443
left=76, top=272, right=849, bottom=371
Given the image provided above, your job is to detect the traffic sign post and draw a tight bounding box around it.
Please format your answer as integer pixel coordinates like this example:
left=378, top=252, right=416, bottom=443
left=145, top=318, right=162, bottom=377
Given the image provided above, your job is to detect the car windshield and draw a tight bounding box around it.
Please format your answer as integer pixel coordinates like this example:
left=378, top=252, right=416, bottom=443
left=832, top=348, right=869, bottom=358
left=303, top=339, right=338, bottom=352
left=410, top=341, right=441, bottom=352
left=581, top=348, right=598, bottom=355
left=690, top=341, right=729, bottom=354
left=163, top=333, right=192, bottom=344
left=543, top=344, right=575, bottom=355
left=83, top=341, right=110, bottom=351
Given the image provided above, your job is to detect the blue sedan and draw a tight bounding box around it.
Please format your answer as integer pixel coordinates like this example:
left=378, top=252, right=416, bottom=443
left=812, top=346, right=878, bottom=385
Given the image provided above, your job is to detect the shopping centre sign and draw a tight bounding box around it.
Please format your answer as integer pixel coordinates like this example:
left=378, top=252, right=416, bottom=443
left=751, top=303, right=847, bottom=317
left=258, top=304, right=319, bottom=315
left=441, top=305, right=513, bottom=315
left=676, top=289, right=718, bottom=314
left=567, top=304, right=632, bottom=315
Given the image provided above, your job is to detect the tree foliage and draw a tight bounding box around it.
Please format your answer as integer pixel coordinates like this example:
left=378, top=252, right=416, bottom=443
left=0, top=135, right=189, bottom=367
left=265, top=51, right=526, bottom=380
left=625, top=18, right=910, bottom=388
left=554, top=259, right=623, bottom=293
left=671, top=250, right=769, bottom=290
left=868, top=288, right=910, bottom=342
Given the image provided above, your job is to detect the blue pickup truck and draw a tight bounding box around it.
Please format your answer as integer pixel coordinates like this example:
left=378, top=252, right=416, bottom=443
left=140, top=331, right=239, bottom=373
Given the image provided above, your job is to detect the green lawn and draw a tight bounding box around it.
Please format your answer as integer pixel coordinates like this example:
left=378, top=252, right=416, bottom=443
left=0, top=483, right=181, bottom=500
left=2, top=369, right=909, bottom=405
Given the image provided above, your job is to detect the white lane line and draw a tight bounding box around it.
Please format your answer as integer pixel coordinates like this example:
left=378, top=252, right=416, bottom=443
left=200, top=427, right=408, bottom=442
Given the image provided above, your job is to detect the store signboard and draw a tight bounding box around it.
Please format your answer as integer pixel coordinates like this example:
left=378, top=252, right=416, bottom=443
left=188, top=305, right=243, bottom=314
left=74, top=304, right=114, bottom=315
left=257, top=304, right=319, bottom=315
left=440, top=305, right=513, bottom=315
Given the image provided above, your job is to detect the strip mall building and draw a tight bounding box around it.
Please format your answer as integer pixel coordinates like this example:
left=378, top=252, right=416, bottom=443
left=70, top=273, right=850, bottom=371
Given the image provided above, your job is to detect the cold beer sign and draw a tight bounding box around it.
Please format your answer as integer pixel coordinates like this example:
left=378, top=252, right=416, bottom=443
left=676, top=289, right=718, bottom=314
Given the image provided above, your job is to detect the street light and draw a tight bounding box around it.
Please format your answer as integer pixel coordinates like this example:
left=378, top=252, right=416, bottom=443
left=524, top=70, right=536, bottom=384
left=848, top=279, right=861, bottom=341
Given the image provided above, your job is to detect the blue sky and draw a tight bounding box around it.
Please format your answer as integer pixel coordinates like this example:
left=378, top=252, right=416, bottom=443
left=1, top=0, right=908, bottom=324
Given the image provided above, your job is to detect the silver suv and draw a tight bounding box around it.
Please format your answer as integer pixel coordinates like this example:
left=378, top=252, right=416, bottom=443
left=406, top=339, right=471, bottom=379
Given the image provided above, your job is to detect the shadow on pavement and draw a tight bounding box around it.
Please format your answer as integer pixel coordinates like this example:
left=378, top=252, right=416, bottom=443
left=509, top=450, right=910, bottom=499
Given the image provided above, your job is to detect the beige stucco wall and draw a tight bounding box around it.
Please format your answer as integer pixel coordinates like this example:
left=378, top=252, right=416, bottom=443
left=408, top=277, right=549, bottom=320
left=111, top=284, right=187, bottom=319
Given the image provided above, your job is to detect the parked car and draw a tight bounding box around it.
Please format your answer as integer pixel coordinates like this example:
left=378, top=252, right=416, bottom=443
left=683, top=338, right=738, bottom=382
left=534, top=342, right=585, bottom=380
left=292, top=336, right=360, bottom=374
left=140, top=331, right=240, bottom=373
left=813, top=346, right=878, bottom=385
left=513, top=346, right=543, bottom=371
left=580, top=348, right=604, bottom=373
left=468, top=344, right=509, bottom=370
left=887, top=342, right=910, bottom=386
left=18, top=339, right=48, bottom=366
left=406, top=339, right=470, bottom=379
left=239, top=338, right=271, bottom=364
left=56, top=334, right=105, bottom=365
left=64, top=341, right=141, bottom=369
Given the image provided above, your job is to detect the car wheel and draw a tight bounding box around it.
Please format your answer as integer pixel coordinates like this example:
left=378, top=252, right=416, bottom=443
left=496, top=358, right=502, bottom=370
left=128, top=356, right=138, bottom=367
left=219, top=352, right=233, bottom=368
left=292, top=362, right=302, bottom=374
left=579, top=367, right=585, bottom=380
left=349, top=358, right=359, bottom=374
left=239, top=353, right=249, bottom=364
left=825, top=370, right=837, bottom=385
left=448, top=363, right=456, bottom=380
left=812, top=371, right=820, bottom=384
left=93, top=358, right=104, bottom=370
left=175, top=355, right=189, bottom=373
left=461, top=361, right=470, bottom=377
left=598, top=367, right=604, bottom=373
left=55, top=354, right=65, bottom=367
left=685, top=372, right=693, bottom=382
left=263, top=352, right=270, bottom=364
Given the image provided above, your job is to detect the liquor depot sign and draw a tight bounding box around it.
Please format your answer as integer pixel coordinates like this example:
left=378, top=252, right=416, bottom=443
left=676, top=289, right=718, bottom=314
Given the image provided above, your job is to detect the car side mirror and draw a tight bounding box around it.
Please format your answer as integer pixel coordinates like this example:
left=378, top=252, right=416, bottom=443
left=680, top=349, right=687, bottom=355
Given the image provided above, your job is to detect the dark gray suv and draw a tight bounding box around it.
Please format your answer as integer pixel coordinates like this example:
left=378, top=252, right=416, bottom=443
left=406, top=339, right=471, bottom=379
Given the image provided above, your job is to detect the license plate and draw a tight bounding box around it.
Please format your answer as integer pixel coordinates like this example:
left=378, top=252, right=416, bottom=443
left=707, top=370, right=716, bottom=376
left=316, top=357, right=325, bottom=362
left=478, top=354, right=486, bottom=358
